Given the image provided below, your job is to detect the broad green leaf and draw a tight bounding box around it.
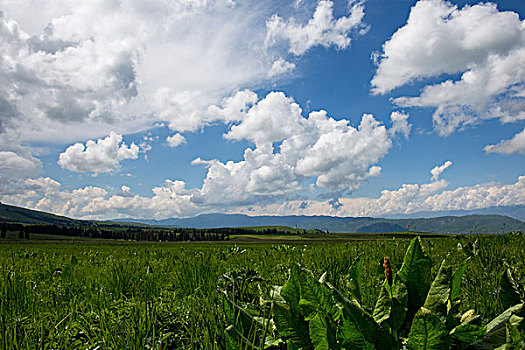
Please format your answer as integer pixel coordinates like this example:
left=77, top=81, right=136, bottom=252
left=347, top=254, right=364, bottom=302
left=338, top=316, right=375, bottom=350
left=281, top=264, right=302, bottom=308
left=449, top=323, right=486, bottom=343
left=252, top=316, right=283, bottom=349
left=373, top=278, right=408, bottom=333
left=373, top=280, right=392, bottom=326
left=391, top=279, right=409, bottom=332
left=329, top=283, right=396, bottom=349
left=468, top=303, right=524, bottom=349
left=447, top=260, right=469, bottom=330
left=275, top=265, right=312, bottom=349
left=298, top=269, right=340, bottom=322
left=423, top=260, right=452, bottom=320
left=499, top=269, right=523, bottom=310
left=407, top=307, right=451, bottom=350
left=451, top=260, right=468, bottom=302
left=309, top=312, right=339, bottom=350
left=273, top=302, right=313, bottom=350
left=224, top=328, right=241, bottom=350
left=398, top=237, right=433, bottom=322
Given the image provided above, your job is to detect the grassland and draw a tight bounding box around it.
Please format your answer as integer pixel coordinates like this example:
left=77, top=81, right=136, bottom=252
left=1, top=232, right=523, bottom=348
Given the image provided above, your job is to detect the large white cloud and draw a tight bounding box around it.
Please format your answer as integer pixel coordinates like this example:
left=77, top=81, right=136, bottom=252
left=0, top=0, right=368, bottom=145
left=0, top=0, right=369, bottom=193
left=58, top=132, right=139, bottom=173
left=202, top=91, right=409, bottom=201
left=266, top=0, right=366, bottom=56
left=0, top=1, right=275, bottom=145
left=371, top=0, right=525, bottom=137
left=223, top=91, right=305, bottom=145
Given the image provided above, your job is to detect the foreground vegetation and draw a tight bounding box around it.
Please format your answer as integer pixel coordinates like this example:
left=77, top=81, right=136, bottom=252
left=1, top=233, right=524, bottom=349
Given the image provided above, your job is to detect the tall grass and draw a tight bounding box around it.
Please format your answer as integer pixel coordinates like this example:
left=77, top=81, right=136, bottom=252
left=0, top=234, right=523, bottom=348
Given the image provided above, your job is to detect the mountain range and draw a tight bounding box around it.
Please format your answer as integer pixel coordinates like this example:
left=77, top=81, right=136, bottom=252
left=1, top=201, right=524, bottom=234
left=113, top=212, right=524, bottom=234
left=382, top=205, right=525, bottom=222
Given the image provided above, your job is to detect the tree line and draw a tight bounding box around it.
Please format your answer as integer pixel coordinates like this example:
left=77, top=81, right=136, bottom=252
left=0, top=220, right=306, bottom=241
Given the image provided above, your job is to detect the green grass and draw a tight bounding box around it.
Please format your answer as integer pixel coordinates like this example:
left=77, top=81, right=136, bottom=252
left=0, top=233, right=524, bottom=349
left=230, top=230, right=449, bottom=242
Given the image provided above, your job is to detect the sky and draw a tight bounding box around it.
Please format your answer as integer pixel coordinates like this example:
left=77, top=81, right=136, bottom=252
left=0, top=0, right=524, bottom=220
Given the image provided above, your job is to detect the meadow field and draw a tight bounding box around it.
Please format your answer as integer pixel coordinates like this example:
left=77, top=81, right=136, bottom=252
left=1, top=233, right=524, bottom=349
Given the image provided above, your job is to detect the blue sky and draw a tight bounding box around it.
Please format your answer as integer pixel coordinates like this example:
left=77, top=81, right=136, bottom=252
left=0, top=0, right=524, bottom=219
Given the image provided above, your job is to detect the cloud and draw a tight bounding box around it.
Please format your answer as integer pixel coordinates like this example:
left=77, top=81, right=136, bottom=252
left=58, top=132, right=139, bottom=173
left=0, top=0, right=371, bottom=193
left=208, top=90, right=396, bottom=198
left=371, top=0, right=525, bottom=137
left=234, top=175, right=525, bottom=219
left=166, top=133, right=187, bottom=148
left=430, top=160, right=452, bottom=181
left=484, top=127, right=525, bottom=155
left=265, top=0, right=366, bottom=55
left=389, top=111, right=411, bottom=139
left=1, top=176, right=199, bottom=220
left=3, top=169, right=524, bottom=220
left=372, top=0, right=523, bottom=94
left=0, top=132, right=42, bottom=195
left=0, top=0, right=306, bottom=146
left=268, top=58, right=296, bottom=77
left=0, top=151, right=41, bottom=178
left=223, top=91, right=305, bottom=145
left=207, top=89, right=258, bottom=123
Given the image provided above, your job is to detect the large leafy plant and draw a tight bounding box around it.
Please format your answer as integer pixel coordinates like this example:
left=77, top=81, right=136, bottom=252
left=223, top=237, right=525, bottom=349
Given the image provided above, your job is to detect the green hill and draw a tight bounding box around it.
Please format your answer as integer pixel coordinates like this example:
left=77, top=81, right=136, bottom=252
left=0, top=202, right=147, bottom=228
left=0, top=202, right=82, bottom=226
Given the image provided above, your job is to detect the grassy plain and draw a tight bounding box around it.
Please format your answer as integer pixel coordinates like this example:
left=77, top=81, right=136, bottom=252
left=1, top=233, right=524, bottom=349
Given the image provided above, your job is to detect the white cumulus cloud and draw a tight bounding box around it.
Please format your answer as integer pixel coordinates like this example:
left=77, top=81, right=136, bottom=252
left=198, top=90, right=402, bottom=204
left=166, top=133, right=187, bottom=148
left=58, top=132, right=139, bottom=173
left=371, top=0, right=525, bottom=137
left=266, top=0, right=366, bottom=56
left=484, top=127, right=525, bottom=155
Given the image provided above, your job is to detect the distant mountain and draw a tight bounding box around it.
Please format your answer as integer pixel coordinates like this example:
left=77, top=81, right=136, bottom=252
left=115, top=212, right=525, bottom=234
left=2, top=201, right=523, bottom=234
left=382, top=205, right=525, bottom=222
